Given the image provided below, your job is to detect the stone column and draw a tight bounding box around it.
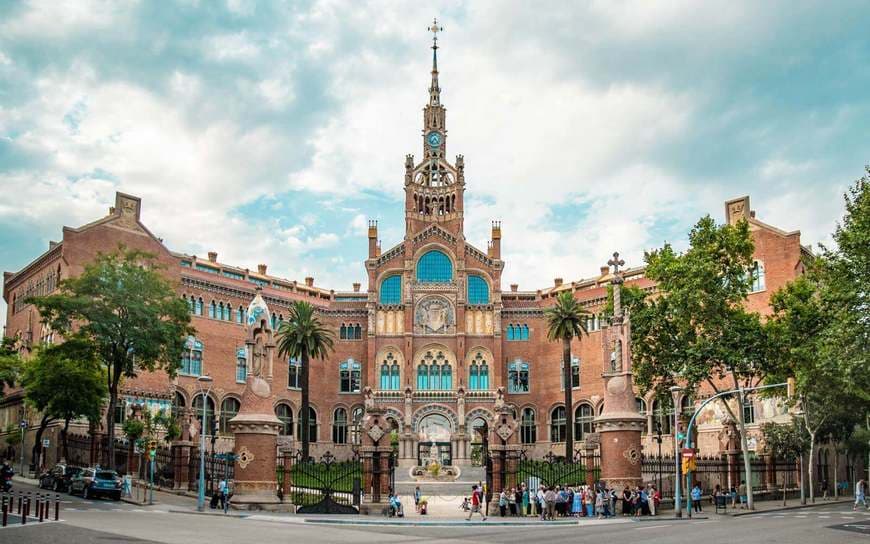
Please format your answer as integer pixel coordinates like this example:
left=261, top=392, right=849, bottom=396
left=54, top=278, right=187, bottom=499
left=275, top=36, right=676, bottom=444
left=361, top=401, right=392, bottom=503
left=585, top=439, right=599, bottom=486
left=594, top=252, right=645, bottom=491
left=170, top=440, right=193, bottom=490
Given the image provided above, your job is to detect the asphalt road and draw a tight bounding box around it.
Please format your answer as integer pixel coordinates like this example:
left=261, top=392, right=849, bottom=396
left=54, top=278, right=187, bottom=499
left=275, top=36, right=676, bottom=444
left=3, top=480, right=868, bottom=543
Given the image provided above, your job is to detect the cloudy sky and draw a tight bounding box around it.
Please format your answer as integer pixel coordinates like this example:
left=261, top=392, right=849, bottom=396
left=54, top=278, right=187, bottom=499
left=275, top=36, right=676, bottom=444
left=1, top=0, right=868, bottom=329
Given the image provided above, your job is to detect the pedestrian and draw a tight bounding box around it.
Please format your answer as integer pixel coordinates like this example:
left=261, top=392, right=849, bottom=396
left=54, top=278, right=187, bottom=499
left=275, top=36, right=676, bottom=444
left=738, top=480, right=747, bottom=509
left=537, top=486, right=547, bottom=520
left=414, top=485, right=421, bottom=512
left=622, top=486, right=631, bottom=516
left=522, top=485, right=530, bottom=516
left=854, top=479, right=868, bottom=511
left=691, top=483, right=702, bottom=513
left=545, top=486, right=557, bottom=520
left=730, top=485, right=737, bottom=508
left=571, top=487, right=582, bottom=517
left=555, top=486, right=566, bottom=517
left=820, top=479, right=829, bottom=501
left=499, top=489, right=508, bottom=517
left=508, top=487, right=518, bottom=516
left=651, top=484, right=660, bottom=516
left=218, top=478, right=229, bottom=513
left=595, top=489, right=605, bottom=519
left=466, top=484, right=487, bottom=521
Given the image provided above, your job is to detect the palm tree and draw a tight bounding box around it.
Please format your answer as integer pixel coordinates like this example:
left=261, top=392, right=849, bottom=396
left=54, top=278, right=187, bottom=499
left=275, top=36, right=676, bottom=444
left=544, top=291, right=589, bottom=461
left=275, top=301, right=335, bottom=460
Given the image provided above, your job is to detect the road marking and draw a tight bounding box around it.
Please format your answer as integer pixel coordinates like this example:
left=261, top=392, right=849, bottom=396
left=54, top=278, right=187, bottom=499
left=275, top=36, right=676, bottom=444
left=819, top=515, right=830, bottom=518
left=635, top=524, right=672, bottom=530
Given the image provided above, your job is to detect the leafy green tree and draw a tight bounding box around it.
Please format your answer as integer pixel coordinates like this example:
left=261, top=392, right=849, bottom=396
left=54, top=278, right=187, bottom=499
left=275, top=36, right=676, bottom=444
left=275, top=301, right=335, bottom=460
left=29, top=247, right=193, bottom=466
left=631, top=216, right=768, bottom=509
left=0, top=337, right=22, bottom=397
left=761, top=421, right=807, bottom=505
left=544, top=291, right=589, bottom=460
left=22, top=338, right=107, bottom=464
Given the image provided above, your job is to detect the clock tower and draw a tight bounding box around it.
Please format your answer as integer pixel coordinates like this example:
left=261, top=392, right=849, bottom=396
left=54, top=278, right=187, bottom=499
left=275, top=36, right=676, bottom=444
left=404, top=19, right=466, bottom=239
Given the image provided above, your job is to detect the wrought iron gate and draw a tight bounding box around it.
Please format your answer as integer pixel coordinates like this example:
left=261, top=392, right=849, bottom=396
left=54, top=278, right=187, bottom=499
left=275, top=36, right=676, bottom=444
left=294, top=451, right=362, bottom=514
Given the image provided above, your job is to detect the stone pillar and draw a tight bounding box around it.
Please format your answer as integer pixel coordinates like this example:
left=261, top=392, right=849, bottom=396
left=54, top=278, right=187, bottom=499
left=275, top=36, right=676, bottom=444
left=585, top=440, right=599, bottom=486
left=280, top=447, right=293, bottom=499
left=361, top=400, right=392, bottom=503
left=229, top=290, right=283, bottom=510
left=170, top=441, right=193, bottom=490
left=594, top=252, right=645, bottom=491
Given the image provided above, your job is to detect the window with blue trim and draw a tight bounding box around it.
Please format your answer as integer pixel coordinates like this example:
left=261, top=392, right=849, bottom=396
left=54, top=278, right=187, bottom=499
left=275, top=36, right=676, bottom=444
left=180, top=336, right=203, bottom=376
left=467, top=275, right=489, bottom=304
left=208, top=301, right=216, bottom=319
left=506, top=323, right=530, bottom=341
left=468, top=351, right=489, bottom=390
left=416, top=349, right=452, bottom=390
left=380, top=274, right=402, bottom=304
left=416, top=250, right=453, bottom=282
left=340, top=359, right=361, bottom=393
left=195, top=298, right=203, bottom=316
left=236, top=348, right=247, bottom=383
left=508, top=359, right=529, bottom=393
left=379, top=351, right=401, bottom=390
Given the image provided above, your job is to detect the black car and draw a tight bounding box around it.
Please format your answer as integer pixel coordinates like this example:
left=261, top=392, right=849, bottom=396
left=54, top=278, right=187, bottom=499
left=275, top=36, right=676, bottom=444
left=38, top=464, right=83, bottom=493
left=69, top=468, right=122, bottom=500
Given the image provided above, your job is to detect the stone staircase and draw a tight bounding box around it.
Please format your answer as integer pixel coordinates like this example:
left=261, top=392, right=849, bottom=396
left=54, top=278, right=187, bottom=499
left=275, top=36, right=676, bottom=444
left=394, top=463, right=486, bottom=498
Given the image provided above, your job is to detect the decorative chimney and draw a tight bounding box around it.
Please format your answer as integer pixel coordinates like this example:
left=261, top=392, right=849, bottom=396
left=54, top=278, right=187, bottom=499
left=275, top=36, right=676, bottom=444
left=554, top=278, right=563, bottom=287
left=208, top=251, right=218, bottom=262
left=368, top=220, right=379, bottom=258
left=510, top=284, right=518, bottom=292
left=305, top=277, right=314, bottom=287
left=257, top=264, right=267, bottom=275
left=600, top=266, right=609, bottom=276
left=352, top=283, right=361, bottom=292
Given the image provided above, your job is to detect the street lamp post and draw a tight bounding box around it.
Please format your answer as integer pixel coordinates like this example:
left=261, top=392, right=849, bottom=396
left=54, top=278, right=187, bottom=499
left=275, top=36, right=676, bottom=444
left=670, top=386, right=682, bottom=518
left=653, top=421, right=663, bottom=493
left=196, top=375, right=213, bottom=513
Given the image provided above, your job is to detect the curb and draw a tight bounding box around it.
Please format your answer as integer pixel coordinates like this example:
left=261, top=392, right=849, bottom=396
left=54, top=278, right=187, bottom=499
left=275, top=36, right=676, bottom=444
left=729, top=499, right=852, bottom=517
left=167, top=508, right=252, bottom=519
left=632, top=516, right=709, bottom=522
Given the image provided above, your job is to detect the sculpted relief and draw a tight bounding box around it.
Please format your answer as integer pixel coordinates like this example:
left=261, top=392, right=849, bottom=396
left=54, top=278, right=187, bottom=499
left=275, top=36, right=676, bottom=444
left=415, top=296, right=455, bottom=335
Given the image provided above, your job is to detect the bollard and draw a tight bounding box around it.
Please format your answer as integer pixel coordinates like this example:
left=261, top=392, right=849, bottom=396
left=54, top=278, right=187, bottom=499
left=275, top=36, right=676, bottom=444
left=55, top=493, right=60, bottom=521
left=22, top=498, right=27, bottom=525
left=17, top=492, right=21, bottom=514
left=38, top=495, right=44, bottom=523
left=2, top=497, right=7, bottom=527
left=35, top=493, right=41, bottom=520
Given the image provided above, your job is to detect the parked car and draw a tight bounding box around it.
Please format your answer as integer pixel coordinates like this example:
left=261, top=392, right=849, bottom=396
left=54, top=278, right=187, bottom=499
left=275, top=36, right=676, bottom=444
left=38, top=464, right=83, bottom=492
left=69, top=468, right=122, bottom=500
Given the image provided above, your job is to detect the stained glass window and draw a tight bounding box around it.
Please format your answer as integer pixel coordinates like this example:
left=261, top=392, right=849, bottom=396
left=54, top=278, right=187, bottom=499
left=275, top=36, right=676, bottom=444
left=467, top=275, right=489, bottom=304
left=416, top=250, right=452, bottom=282
left=380, top=274, right=402, bottom=304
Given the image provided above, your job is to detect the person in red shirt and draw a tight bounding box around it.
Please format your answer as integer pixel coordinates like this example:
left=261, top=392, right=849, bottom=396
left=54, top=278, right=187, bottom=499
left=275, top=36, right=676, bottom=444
left=466, top=484, right=488, bottom=521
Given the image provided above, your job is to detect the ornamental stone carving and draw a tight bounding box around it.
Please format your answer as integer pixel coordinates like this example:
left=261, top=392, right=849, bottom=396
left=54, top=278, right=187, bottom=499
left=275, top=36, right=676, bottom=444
left=622, top=446, right=641, bottom=465
left=367, top=424, right=385, bottom=444
left=415, top=296, right=455, bottom=334
left=495, top=423, right=514, bottom=442
left=237, top=446, right=254, bottom=469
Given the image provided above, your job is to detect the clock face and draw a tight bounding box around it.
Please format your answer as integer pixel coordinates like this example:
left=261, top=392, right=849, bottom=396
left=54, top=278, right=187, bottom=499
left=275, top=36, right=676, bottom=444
left=426, top=131, right=442, bottom=147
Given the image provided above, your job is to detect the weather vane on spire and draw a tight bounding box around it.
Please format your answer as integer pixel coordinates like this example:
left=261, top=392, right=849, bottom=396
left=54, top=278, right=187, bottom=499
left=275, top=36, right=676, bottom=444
left=428, top=18, right=443, bottom=48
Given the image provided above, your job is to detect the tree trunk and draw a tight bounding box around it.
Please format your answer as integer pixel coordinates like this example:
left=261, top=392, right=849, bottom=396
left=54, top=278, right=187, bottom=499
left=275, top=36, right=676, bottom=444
left=807, top=430, right=816, bottom=503
left=32, top=414, right=55, bottom=473
left=562, top=337, right=573, bottom=461
left=62, top=417, right=71, bottom=463
left=782, top=457, right=787, bottom=506
left=105, top=367, right=121, bottom=471
left=301, top=350, right=310, bottom=461
left=833, top=447, right=839, bottom=499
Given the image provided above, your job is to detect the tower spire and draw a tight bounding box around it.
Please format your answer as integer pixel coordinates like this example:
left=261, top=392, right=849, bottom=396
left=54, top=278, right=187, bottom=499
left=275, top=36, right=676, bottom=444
left=428, top=18, right=443, bottom=106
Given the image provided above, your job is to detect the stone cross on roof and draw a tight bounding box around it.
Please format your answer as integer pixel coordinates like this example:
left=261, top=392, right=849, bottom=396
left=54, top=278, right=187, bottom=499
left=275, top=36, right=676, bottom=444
left=607, top=252, right=625, bottom=275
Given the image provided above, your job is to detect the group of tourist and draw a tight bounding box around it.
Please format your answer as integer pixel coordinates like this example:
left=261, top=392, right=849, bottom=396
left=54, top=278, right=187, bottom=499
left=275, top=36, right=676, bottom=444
left=485, top=483, right=662, bottom=520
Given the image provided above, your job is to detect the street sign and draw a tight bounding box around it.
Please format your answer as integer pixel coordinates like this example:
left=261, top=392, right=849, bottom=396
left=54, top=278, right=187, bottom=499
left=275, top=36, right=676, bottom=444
left=19, top=420, right=28, bottom=429
left=149, top=449, right=156, bottom=461
left=42, top=438, right=50, bottom=448
left=681, top=448, right=696, bottom=458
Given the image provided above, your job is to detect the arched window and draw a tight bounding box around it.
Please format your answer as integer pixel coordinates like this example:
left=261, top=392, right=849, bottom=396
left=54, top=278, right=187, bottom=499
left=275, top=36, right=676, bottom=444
left=288, top=358, right=301, bottom=389
left=680, top=395, right=694, bottom=417
left=574, top=403, right=595, bottom=440
left=354, top=324, right=362, bottom=340
left=416, top=250, right=453, bottom=282
left=209, top=300, right=217, bottom=319
left=416, top=350, right=452, bottom=390
left=379, top=352, right=400, bottom=390
left=297, top=407, right=317, bottom=442
left=522, top=324, right=529, bottom=340
left=467, top=275, right=489, bottom=304
left=275, top=403, right=293, bottom=436
left=171, top=391, right=186, bottom=420
left=742, top=395, right=755, bottom=424
left=636, top=398, right=649, bottom=435
left=380, top=274, right=402, bottom=304
left=192, top=393, right=216, bottom=435
left=351, top=407, right=364, bottom=445
left=749, top=260, right=766, bottom=292
left=195, top=297, right=203, bottom=315
left=332, top=408, right=348, bottom=444
left=180, top=336, right=203, bottom=376
left=521, top=408, right=537, bottom=444
left=218, top=302, right=224, bottom=320
left=223, top=303, right=230, bottom=321
left=508, top=359, right=530, bottom=393
left=506, top=324, right=515, bottom=341
left=236, top=348, right=247, bottom=382
left=185, top=295, right=194, bottom=313
left=468, top=351, right=489, bottom=390
left=236, top=306, right=244, bottom=324
left=271, top=314, right=278, bottom=330
left=339, top=359, right=361, bottom=393
left=219, top=398, right=240, bottom=434
left=652, top=397, right=673, bottom=435
left=340, top=324, right=347, bottom=340
left=550, top=406, right=566, bottom=443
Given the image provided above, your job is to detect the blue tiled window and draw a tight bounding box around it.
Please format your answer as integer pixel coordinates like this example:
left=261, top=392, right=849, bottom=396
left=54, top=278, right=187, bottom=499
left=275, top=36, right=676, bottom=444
left=416, top=250, right=452, bottom=282
left=236, top=348, right=247, bottom=382
left=467, top=275, right=489, bottom=304
left=379, top=352, right=400, bottom=390
left=416, top=349, right=452, bottom=390
left=506, top=323, right=530, bottom=341
left=468, top=351, right=489, bottom=390
left=380, top=274, right=402, bottom=304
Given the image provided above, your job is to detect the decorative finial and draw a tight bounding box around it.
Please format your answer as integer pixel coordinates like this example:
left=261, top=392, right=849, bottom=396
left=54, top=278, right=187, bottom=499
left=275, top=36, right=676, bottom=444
left=607, top=252, right=625, bottom=275
left=428, top=18, right=443, bottom=46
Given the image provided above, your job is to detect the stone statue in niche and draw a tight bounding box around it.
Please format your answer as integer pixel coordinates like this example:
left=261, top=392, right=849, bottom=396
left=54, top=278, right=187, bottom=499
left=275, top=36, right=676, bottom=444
left=251, top=335, right=265, bottom=377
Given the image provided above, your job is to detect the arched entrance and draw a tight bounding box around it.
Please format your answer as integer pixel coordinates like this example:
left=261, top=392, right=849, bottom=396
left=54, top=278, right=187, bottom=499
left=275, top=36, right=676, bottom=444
left=416, top=413, right=453, bottom=466
left=469, top=417, right=488, bottom=467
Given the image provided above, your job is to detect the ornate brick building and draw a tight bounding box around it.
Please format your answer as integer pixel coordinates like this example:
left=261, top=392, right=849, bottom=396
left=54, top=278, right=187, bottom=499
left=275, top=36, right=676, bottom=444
left=2, top=35, right=820, bottom=476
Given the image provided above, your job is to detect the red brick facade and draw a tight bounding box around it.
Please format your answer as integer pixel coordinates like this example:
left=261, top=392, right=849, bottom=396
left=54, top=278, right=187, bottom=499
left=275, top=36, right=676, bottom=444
left=2, top=59, right=811, bottom=470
